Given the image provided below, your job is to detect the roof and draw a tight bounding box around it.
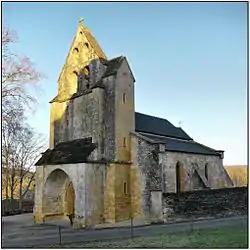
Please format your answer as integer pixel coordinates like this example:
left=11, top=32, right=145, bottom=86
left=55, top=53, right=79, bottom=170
left=81, top=25, right=107, bottom=60
left=135, top=112, right=192, bottom=140
left=35, top=138, right=96, bottom=166
left=138, top=132, right=221, bottom=156
left=102, top=56, right=125, bottom=78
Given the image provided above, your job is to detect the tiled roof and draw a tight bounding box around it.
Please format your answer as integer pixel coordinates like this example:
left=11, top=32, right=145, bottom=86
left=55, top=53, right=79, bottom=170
left=35, top=138, right=96, bottom=165
left=135, top=112, right=192, bottom=140
left=138, top=132, right=221, bottom=156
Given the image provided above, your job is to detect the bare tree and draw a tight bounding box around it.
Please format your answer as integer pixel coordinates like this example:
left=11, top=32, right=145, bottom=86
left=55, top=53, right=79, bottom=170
left=2, top=108, right=24, bottom=199
left=17, top=124, right=46, bottom=208
left=2, top=114, right=46, bottom=206
left=2, top=26, right=44, bottom=123
left=2, top=25, right=45, bottom=204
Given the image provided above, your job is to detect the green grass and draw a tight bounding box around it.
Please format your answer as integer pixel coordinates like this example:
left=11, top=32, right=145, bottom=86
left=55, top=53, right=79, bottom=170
left=53, top=224, right=248, bottom=248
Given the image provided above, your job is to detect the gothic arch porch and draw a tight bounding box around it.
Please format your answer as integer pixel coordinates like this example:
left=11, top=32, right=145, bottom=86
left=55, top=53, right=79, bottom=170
left=42, top=169, right=76, bottom=221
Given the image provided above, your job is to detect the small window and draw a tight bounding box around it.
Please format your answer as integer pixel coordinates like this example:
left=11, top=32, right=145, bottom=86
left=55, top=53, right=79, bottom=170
left=123, top=182, right=127, bottom=194
left=80, top=31, right=83, bottom=35
left=205, top=164, right=208, bottom=180
left=84, top=42, right=89, bottom=49
left=83, top=66, right=90, bottom=76
left=176, top=161, right=181, bottom=194
left=123, top=137, right=126, bottom=147
left=122, top=93, right=126, bottom=103
left=74, top=47, right=79, bottom=53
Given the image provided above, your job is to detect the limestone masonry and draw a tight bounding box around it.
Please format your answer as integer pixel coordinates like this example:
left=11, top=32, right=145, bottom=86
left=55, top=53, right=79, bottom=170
left=34, top=20, right=234, bottom=228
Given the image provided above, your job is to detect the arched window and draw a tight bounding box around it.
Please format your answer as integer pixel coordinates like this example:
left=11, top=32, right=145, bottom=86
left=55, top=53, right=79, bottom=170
left=73, top=47, right=79, bottom=53
left=84, top=42, right=89, bottom=49
left=83, top=66, right=90, bottom=77
left=122, top=93, right=126, bottom=104
left=176, top=162, right=181, bottom=194
left=72, top=71, right=78, bottom=90
left=73, top=48, right=79, bottom=63
left=123, top=182, right=127, bottom=194
left=205, top=163, right=208, bottom=180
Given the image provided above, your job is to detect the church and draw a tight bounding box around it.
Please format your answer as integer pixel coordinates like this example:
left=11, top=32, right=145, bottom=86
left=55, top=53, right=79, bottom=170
left=34, top=20, right=233, bottom=228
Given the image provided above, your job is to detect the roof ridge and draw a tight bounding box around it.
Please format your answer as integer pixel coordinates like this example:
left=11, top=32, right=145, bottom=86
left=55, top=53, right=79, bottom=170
left=108, top=55, right=124, bottom=61
left=135, top=112, right=175, bottom=125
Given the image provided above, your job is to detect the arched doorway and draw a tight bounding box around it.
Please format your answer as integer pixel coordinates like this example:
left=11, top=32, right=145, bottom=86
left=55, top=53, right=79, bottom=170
left=64, top=181, right=75, bottom=216
left=42, top=169, right=75, bottom=220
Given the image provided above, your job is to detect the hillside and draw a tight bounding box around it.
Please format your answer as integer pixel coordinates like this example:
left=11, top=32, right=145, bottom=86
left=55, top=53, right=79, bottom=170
left=225, top=165, right=248, bottom=187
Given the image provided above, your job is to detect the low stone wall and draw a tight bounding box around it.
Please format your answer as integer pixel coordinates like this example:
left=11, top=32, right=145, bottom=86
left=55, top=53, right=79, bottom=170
left=2, top=199, right=34, bottom=216
left=163, top=187, right=248, bottom=223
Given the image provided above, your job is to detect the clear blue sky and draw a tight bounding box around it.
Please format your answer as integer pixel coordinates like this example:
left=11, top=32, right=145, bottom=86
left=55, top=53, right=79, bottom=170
left=3, top=2, right=247, bottom=165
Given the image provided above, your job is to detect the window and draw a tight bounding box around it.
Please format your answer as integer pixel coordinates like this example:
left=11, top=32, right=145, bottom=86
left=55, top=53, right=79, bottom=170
left=84, top=42, right=89, bottom=49
left=123, top=137, right=126, bottom=147
left=123, top=182, right=127, bottom=194
left=83, top=66, right=90, bottom=76
left=205, top=164, right=208, bottom=180
left=74, top=47, right=79, bottom=53
left=176, top=162, right=181, bottom=194
left=73, top=71, right=78, bottom=81
left=122, top=93, right=126, bottom=103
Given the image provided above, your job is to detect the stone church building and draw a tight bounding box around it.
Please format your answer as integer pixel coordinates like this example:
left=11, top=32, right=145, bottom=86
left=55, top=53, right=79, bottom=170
left=34, top=20, right=233, bottom=228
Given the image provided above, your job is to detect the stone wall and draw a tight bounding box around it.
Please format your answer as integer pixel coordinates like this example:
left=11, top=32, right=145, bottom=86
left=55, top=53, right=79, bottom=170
left=114, top=163, right=131, bottom=222
left=130, top=134, right=162, bottom=221
left=2, top=199, right=34, bottom=216
left=34, top=163, right=106, bottom=227
left=103, top=163, right=131, bottom=223
left=102, top=76, right=116, bottom=161
left=161, top=151, right=233, bottom=193
left=130, top=133, right=235, bottom=223
left=51, top=89, right=104, bottom=157
left=114, top=59, right=135, bottom=162
left=163, top=187, right=248, bottom=223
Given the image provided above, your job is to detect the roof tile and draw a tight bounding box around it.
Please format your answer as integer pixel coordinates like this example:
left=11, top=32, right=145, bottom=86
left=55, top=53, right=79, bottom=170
left=35, top=138, right=96, bottom=165
left=135, top=112, right=192, bottom=140
left=138, top=132, right=220, bottom=156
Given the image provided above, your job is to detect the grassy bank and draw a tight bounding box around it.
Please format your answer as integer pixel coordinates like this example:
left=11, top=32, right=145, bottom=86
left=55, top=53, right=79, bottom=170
left=53, top=224, right=248, bottom=248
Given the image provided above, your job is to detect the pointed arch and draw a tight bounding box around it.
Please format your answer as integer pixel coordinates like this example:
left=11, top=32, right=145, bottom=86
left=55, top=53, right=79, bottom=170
left=42, top=169, right=76, bottom=219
